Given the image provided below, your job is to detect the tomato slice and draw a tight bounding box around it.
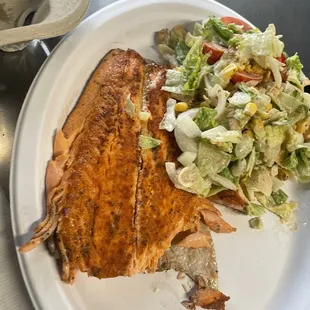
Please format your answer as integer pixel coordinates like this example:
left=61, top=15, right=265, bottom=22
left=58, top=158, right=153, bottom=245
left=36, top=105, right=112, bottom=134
left=202, top=42, right=226, bottom=64
left=220, top=16, right=253, bottom=32
left=231, top=71, right=263, bottom=84
left=276, top=53, right=286, bottom=64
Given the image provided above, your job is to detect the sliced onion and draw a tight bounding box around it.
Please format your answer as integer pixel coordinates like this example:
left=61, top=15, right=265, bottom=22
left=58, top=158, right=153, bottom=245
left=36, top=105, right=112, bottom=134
left=174, top=124, right=198, bottom=152
left=177, top=108, right=200, bottom=121
left=268, top=56, right=282, bottom=88
left=165, top=162, right=178, bottom=184
left=201, top=126, right=227, bottom=139
left=139, top=111, right=151, bottom=121
left=177, top=151, right=197, bottom=167
left=209, top=174, right=237, bottom=191
left=165, top=162, right=195, bottom=193
left=177, top=115, right=202, bottom=138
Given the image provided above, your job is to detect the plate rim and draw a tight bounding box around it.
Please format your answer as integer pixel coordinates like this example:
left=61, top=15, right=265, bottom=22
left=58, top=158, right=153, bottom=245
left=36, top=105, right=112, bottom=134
left=9, top=1, right=254, bottom=309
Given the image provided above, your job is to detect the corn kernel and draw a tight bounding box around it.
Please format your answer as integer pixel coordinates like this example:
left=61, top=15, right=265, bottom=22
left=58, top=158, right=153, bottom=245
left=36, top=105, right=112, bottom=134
left=252, top=118, right=264, bottom=130
left=296, top=119, right=308, bottom=134
left=244, top=102, right=258, bottom=117
left=220, top=64, right=238, bottom=79
left=265, top=103, right=273, bottom=112
left=175, top=101, right=189, bottom=112
left=245, top=64, right=252, bottom=73
left=251, top=63, right=264, bottom=75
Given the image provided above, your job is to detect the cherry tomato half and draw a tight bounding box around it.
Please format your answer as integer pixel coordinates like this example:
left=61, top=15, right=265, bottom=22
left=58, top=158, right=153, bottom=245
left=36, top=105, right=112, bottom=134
left=202, top=42, right=226, bottom=64
left=220, top=16, right=253, bottom=32
left=276, top=53, right=286, bottom=64
left=231, top=71, right=263, bottom=84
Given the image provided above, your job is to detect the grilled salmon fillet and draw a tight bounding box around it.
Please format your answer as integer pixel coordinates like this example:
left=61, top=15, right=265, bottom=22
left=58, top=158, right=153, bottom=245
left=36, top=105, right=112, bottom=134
left=134, top=64, right=216, bottom=273
left=20, top=49, right=145, bottom=282
left=20, top=49, right=232, bottom=285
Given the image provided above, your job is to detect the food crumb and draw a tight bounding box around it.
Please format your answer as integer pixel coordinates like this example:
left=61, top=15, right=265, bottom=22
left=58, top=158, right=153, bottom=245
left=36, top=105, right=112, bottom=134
left=153, top=287, right=160, bottom=293
left=177, top=272, right=186, bottom=280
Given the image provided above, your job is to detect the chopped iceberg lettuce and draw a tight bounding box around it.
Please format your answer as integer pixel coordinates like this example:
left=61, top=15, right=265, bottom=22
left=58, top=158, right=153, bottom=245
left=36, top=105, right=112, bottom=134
left=286, top=53, right=304, bottom=89
left=197, top=140, right=231, bottom=177
left=234, top=134, right=254, bottom=159
left=201, top=126, right=242, bottom=143
left=177, top=163, right=212, bottom=196
left=246, top=203, right=265, bottom=216
left=159, top=98, right=177, bottom=132
left=125, top=93, right=135, bottom=116
left=244, top=166, right=273, bottom=198
left=236, top=24, right=284, bottom=64
left=249, top=217, right=263, bottom=229
left=139, top=135, right=162, bottom=149
left=271, top=189, right=288, bottom=205
left=264, top=125, right=286, bottom=166
left=194, top=107, right=218, bottom=131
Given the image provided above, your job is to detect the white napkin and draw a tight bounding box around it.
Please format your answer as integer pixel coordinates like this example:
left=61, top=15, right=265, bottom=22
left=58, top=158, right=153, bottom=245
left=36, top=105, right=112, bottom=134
left=0, top=187, right=33, bottom=309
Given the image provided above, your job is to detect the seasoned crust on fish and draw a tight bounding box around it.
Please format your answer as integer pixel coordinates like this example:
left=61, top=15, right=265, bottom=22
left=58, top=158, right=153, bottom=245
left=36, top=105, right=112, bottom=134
left=20, top=49, right=146, bottom=282
left=134, top=64, right=212, bottom=273
left=19, top=48, right=232, bottom=304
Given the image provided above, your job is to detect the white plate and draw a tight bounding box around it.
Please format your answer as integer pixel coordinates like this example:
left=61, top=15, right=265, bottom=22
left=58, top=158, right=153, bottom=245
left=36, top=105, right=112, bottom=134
left=10, top=0, right=310, bottom=309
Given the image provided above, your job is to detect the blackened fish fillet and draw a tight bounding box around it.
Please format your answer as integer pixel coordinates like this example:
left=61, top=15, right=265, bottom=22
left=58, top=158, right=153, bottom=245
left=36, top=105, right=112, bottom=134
left=20, top=49, right=145, bottom=282
left=20, top=49, right=229, bottom=289
left=134, top=64, right=213, bottom=273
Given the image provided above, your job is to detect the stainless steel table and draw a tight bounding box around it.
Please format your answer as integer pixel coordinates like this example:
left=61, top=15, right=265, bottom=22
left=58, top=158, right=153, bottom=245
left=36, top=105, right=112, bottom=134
left=0, top=0, right=309, bottom=308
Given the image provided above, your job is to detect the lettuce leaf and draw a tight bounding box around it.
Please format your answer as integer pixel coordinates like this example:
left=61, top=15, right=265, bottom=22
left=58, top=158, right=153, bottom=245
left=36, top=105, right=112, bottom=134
left=197, top=140, right=231, bottom=177
left=177, top=163, right=212, bottom=196
left=175, top=41, right=190, bottom=64
left=219, top=167, right=238, bottom=185
left=203, top=17, right=235, bottom=45
left=209, top=173, right=237, bottom=191
left=295, top=149, right=310, bottom=183
left=125, top=93, right=135, bottom=117
left=246, top=203, right=265, bottom=216
left=236, top=24, right=284, bottom=65
left=234, top=134, right=254, bottom=159
left=249, top=217, right=263, bottom=229
left=162, top=37, right=207, bottom=95
left=182, top=37, right=207, bottom=92
left=201, top=126, right=242, bottom=143
left=228, top=92, right=251, bottom=107
left=139, top=135, right=162, bottom=149
left=283, top=151, right=298, bottom=170
left=159, top=98, right=177, bottom=132
left=162, top=69, right=185, bottom=94
left=194, top=107, right=218, bottom=131
left=244, top=166, right=273, bottom=198
left=277, top=92, right=302, bottom=114
left=267, top=203, right=297, bottom=223
left=231, top=159, right=247, bottom=177
left=286, top=53, right=304, bottom=89
left=264, top=125, right=286, bottom=166
left=271, top=189, right=288, bottom=205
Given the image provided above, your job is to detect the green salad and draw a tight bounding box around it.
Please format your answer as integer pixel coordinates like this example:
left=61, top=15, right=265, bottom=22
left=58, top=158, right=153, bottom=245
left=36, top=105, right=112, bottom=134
left=155, top=16, right=310, bottom=226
